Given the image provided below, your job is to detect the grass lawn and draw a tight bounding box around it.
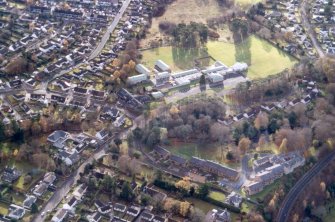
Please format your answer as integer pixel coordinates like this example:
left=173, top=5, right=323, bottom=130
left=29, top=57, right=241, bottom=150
left=0, top=202, right=8, bottom=215
left=186, top=197, right=217, bottom=214
left=206, top=36, right=297, bottom=79
left=209, top=191, right=226, bottom=202
left=141, top=36, right=297, bottom=80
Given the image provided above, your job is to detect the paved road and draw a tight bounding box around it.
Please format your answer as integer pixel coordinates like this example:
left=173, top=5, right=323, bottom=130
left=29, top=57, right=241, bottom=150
left=32, top=122, right=135, bottom=222
left=88, top=0, right=132, bottom=60
left=276, top=151, right=335, bottom=222
left=32, top=141, right=109, bottom=222
left=300, top=0, right=325, bottom=57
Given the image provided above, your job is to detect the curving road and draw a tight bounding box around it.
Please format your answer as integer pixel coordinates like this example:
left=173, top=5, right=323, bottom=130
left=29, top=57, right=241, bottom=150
left=276, top=151, right=335, bottom=222
left=88, top=0, right=132, bottom=60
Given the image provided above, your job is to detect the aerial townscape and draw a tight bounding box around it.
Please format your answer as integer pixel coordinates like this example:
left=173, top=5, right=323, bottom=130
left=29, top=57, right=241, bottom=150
left=0, top=0, right=335, bottom=221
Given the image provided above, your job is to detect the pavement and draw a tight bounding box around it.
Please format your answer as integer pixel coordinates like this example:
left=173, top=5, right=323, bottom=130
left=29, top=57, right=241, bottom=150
left=88, top=0, right=132, bottom=60
left=299, top=0, right=325, bottom=58
left=276, top=151, right=335, bottom=222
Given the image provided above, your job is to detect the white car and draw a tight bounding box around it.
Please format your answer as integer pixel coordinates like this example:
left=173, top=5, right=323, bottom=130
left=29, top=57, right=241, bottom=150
left=41, top=212, right=45, bottom=216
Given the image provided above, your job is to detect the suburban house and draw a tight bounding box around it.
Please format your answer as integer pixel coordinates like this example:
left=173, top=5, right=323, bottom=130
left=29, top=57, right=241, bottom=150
left=23, top=195, right=37, bottom=209
left=8, top=205, right=25, bottom=220
left=51, top=208, right=68, bottom=222
left=225, top=192, right=243, bottom=208
left=209, top=209, right=231, bottom=222
left=1, top=167, right=21, bottom=183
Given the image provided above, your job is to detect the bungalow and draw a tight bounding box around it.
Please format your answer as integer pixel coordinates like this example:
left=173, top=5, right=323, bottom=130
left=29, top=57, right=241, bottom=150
left=8, top=205, right=25, bottom=220
left=233, top=114, right=244, bottom=122
left=114, top=203, right=127, bottom=214
left=73, top=87, right=88, bottom=95
left=43, top=172, right=56, bottom=186
left=261, top=104, right=276, bottom=112
left=51, top=95, right=66, bottom=104
left=211, top=209, right=231, bottom=222
left=13, top=94, right=25, bottom=101
left=22, top=195, right=37, bottom=209
left=96, top=129, right=109, bottom=140
left=153, top=146, right=171, bottom=159
left=55, top=80, right=71, bottom=91
left=152, top=216, right=167, bottom=222
left=1, top=167, right=21, bottom=183
left=33, top=182, right=48, bottom=197
left=126, top=205, right=141, bottom=217
left=47, top=130, right=69, bottom=143
left=289, top=98, right=301, bottom=106
left=9, top=79, right=22, bottom=88
left=88, top=212, right=102, bottom=222
left=64, top=152, right=80, bottom=166
left=301, top=95, right=311, bottom=104
left=63, top=196, right=78, bottom=211
left=139, top=211, right=155, bottom=221
left=51, top=208, right=68, bottom=222
left=73, top=184, right=87, bottom=200
left=225, top=192, right=242, bottom=208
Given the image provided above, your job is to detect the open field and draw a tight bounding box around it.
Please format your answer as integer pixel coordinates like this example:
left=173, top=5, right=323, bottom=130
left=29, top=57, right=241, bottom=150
left=142, top=0, right=223, bottom=47
left=209, top=191, right=226, bottom=202
left=165, top=140, right=239, bottom=168
left=141, top=36, right=297, bottom=80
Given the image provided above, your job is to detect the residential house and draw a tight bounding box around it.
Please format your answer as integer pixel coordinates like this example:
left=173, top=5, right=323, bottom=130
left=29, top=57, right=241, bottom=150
left=22, top=195, right=37, bottom=209
left=96, top=129, right=109, bottom=140
left=87, top=212, right=102, bottom=222
left=63, top=196, right=78, bottom=211
left=210, top=209, right=231, bottom=222
left=1, top=167, right=21, bottom=183
left=47, top=130, right=69, bottom=143
left=73, top=184, right=88, bottom=200
left=225, top=192, right=242, bottom=208
left=51, top=208, right=68, bottom=222
left=139, top=211, right=155, bottom=221
left=33, top=182, right=48, bottom=197
left=8, top=205, right=25, bottom=220
left=127, top=74, right=148, bottom=85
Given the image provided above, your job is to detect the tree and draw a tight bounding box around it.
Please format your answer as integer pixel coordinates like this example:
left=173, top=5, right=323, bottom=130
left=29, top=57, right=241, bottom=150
left=114, top=138, right=122, bottom=147
left=120, top=181, right=134, bottom=201
left=101, top=175, right=116, bottom=194
left=254, top=113, right=269, bottom=130
left=226, top=151, right=234, bottom=161
left=288, top=111, right=298, bottom=129
left=198, top=183, right=210, bottom=199
left=179, top=201, right=191, bottom=217
left=238, top=137, right=251, bottom=154
left=199, top=74, right=206, bottom=91
left=173, top=124, right=192, bottom=141
left=190, top=208, right=205, bottom=222
left=189, top=186, right=195, bottom=196
left=31, top=203, right=38, bottom=214
left=210, top=123, right=230, bottom=144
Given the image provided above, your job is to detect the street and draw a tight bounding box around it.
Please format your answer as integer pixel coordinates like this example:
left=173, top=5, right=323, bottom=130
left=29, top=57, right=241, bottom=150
left=299, top=0, right=325, bottom=58
left=88, top=0, right=132, bottom=60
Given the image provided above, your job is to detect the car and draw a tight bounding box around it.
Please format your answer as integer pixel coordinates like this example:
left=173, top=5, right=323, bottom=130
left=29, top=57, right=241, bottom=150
left=41, top=212, right=45, bottom=216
